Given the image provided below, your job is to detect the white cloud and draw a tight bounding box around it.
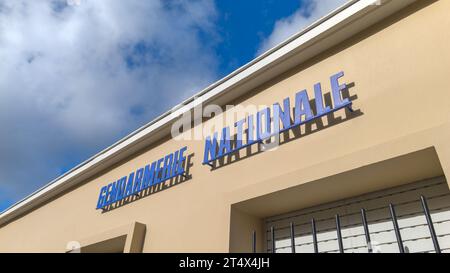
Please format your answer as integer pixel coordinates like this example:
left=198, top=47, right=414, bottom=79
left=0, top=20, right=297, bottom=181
left=258, top=0, right=348, bottom=55
left=0, top=0, right=218, bottom=200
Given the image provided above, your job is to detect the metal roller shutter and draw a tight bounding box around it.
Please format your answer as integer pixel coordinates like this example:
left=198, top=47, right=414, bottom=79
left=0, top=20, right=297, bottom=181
left=265, top=176, right=450, bottom=253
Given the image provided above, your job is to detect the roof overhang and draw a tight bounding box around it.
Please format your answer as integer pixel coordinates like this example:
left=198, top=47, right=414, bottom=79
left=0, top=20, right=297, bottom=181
left=0, top=0, right=419, bottom=226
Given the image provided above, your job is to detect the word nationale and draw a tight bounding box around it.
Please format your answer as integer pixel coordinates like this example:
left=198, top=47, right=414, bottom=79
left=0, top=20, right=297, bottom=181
left=202, top=71, right=353, bottom=166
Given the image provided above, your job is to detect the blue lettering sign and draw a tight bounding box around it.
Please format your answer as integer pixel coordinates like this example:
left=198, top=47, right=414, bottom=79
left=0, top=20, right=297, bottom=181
left=202, top=71, right=353, bottom=166
left=96, top=146, right=188, bottom=209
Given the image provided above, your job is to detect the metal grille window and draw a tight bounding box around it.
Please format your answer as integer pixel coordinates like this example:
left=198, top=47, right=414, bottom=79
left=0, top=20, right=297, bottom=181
left=261, top=176, right=450, bottom=253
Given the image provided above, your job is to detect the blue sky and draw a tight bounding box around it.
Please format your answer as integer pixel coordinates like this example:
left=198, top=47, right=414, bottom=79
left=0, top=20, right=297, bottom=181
left=0, top=0, right=346, bottom=212
left=214, top=0, right=303, bottom=75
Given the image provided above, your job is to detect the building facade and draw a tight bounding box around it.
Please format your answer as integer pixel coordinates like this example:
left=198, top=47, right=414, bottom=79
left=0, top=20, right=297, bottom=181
left=1, top=0, right=450, bottom=253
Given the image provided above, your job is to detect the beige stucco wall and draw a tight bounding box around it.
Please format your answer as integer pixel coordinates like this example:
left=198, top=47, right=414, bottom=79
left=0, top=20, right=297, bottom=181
left=1, top=0, right=450, bottom=253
